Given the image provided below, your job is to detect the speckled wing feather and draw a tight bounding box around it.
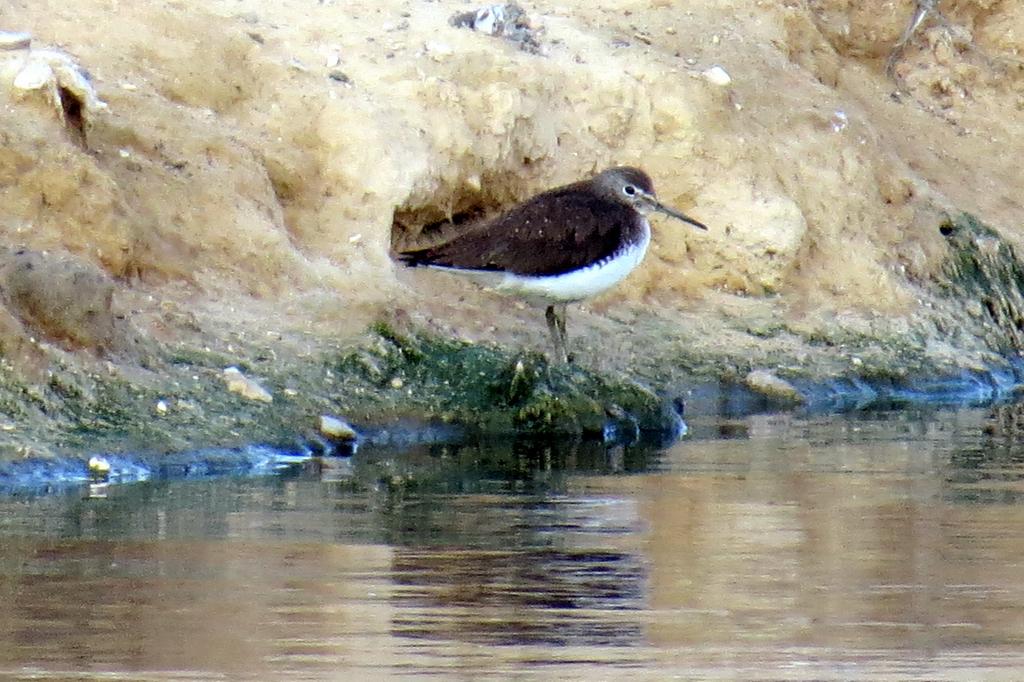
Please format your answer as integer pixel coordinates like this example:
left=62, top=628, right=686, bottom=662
left=397, top=182, right=644, bottom=277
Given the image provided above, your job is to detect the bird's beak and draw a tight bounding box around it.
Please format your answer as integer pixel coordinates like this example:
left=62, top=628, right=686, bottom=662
left=639, top=193, right=708, bottom=231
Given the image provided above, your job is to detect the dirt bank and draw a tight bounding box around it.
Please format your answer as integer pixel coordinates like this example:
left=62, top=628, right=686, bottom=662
left=0, top=1, right=1021, bottom=459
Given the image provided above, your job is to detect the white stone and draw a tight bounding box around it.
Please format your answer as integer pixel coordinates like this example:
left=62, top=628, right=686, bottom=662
left=13, top=60, right=52, bottom=90
left=88, top=455, right=111, bottom=475
left=10, top=47, right=107, bottom=121
left=702, top=65, right=732, bottom=86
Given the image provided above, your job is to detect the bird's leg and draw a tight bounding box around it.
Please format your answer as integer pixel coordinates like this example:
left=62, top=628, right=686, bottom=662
left=555, top=303, right=570, bottom=360
left=545, top=304, right=569, bottom=364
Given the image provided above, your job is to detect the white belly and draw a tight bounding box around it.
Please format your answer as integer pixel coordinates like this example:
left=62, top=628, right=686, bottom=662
left=429, top=221, right=651, bottom=305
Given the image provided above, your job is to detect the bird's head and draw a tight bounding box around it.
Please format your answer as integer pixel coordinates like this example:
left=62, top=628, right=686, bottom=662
left=595, top=167, right=707, bottom=231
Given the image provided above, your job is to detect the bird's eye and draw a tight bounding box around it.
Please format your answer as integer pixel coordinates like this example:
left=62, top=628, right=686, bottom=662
left=623, top=185, right=637, bottom=196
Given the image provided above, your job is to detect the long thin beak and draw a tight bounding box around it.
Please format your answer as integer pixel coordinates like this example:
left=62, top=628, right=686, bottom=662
left=641, top=194, right=708, bottom=231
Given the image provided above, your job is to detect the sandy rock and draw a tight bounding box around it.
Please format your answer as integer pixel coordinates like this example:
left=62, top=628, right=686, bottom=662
left=0, top=248, right=117, bottom=352
left=0, top=3, right=1011, bottom=284
left=319, top=414, right=357, bottom=441
left=2, top=45, right=106, bottom=141
left=223, top=366, right=273, bottom=403
left=807, top=0, right=911, bottom=57
left=0, top=106, right=133, bottom=277
left=684, top=179, right=808, bottom=293
left=0, top=0, right=1009, bottom=323
left=744, top=369, right=805, bottom=404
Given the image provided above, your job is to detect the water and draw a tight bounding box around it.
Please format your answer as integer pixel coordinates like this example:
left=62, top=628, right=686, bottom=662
left=2, top=408, right=1024, bottom=680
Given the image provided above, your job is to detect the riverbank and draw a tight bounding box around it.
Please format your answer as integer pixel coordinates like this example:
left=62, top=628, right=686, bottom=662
left=0, top=209, right=1022, bottom=465
left=1, top=349, right=1020, bottom=496
left=0, top=1, right=1021, bottom=471
left=1, top=295, right=1022, bottom=488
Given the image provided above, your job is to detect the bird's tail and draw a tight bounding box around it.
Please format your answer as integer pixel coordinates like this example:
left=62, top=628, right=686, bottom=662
left=391, top=248, right=431, bottom=267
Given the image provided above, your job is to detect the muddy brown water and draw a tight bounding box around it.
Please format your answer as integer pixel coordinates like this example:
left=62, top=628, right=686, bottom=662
left=2, top=408, right=1024, bottom=680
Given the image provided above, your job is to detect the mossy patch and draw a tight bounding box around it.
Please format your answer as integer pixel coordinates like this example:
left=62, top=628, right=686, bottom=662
left=336, top=322, right=670, bottom=436
left=938, top=213, right=1024, bottom=352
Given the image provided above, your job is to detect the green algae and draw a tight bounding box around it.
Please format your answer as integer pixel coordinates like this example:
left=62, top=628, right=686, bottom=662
left=938, top=213, right=1024, bottom=352
left=337, top=322, right=667, bottom=436
left=0, top=319, right=675, bottom=462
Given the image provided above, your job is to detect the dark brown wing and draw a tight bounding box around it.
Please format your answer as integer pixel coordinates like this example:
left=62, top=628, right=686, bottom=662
left=396, top=183, right=644, bottom=276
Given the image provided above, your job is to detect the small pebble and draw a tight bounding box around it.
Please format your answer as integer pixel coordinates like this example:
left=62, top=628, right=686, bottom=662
left=830, top=110, right=849, bottom=133
left=320, top=415, right=357, bottom=441
left=744, top=369, right=804, bottom=404
left=702, top=65, right=732, bottom=86
left=88, top=456, right=111, bottom=477
left=323, top=51, right=341, bottom=68
left=425, top=41, right=453, bottom=60
left=223, top=366, right=273, bottom=403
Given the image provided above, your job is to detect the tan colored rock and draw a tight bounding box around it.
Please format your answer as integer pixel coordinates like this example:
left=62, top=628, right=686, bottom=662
left=0, top=248, right=117, bottom=352
left=223, top=366, right=273, bottom=403
left=5, top=46, right=107, bottom=118
left=319, top=415, right=357, bottom=441
left=744, top=369, right=804, bottom=404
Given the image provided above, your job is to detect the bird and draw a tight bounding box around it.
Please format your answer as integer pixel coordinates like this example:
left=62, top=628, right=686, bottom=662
left=394, top=166, right=707, bottom=363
